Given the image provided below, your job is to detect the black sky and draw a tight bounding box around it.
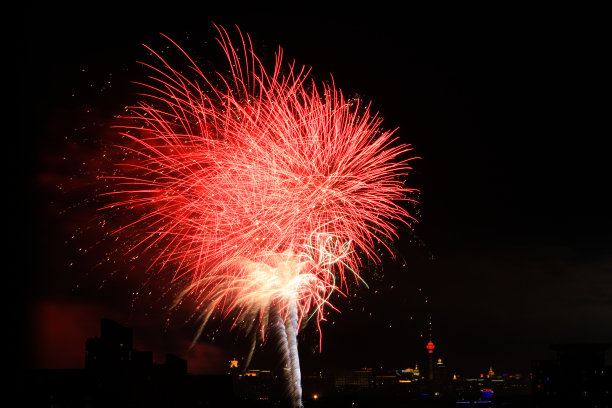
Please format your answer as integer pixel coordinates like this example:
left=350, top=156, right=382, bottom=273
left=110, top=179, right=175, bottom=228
left=16, top=4, right=611, bottom=379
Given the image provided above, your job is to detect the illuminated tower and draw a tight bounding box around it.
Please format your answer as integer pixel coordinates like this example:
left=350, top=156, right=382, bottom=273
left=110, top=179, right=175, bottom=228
left=426, top=316, right=435, bottom=381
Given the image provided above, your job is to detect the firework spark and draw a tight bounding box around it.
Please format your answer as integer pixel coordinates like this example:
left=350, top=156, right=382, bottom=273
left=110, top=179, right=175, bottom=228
left=104, top=25, right=417, bottom=406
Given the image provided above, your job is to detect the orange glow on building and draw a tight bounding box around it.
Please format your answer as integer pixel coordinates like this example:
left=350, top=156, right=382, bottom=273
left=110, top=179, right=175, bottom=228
left=488, top=365, right=495, bottom=377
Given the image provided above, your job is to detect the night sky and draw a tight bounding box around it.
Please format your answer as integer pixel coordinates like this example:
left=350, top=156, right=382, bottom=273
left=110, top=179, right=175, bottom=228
left=16, top=4, right=610, bottom=380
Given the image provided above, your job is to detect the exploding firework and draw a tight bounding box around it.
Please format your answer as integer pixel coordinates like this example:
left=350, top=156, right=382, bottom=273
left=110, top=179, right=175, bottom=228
left=104, top=25, right=417, bottom=407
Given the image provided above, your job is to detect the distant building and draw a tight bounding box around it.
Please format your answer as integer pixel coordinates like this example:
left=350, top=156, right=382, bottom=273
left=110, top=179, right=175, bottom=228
left=398, top=363, right=421, bottom=382
left=86, top=318, right=157, bottom=374
left=233, top=368, right=279, bottom=402
left=487, top=365, right=494, bottom=378
left=532, top=343, right=611, bottom=407
left=425, top=316, right=437, bottom=382
left=85, top=318, right=135, bottom=370
left=434, top=357, right=452, bottom=384
left=25, top=318, right=231, bottom=407
left=334, top=368, right=372, bottom=390
left=163, top=353, right=188, bottom=376
left=426, top=340, right=435, bottom=381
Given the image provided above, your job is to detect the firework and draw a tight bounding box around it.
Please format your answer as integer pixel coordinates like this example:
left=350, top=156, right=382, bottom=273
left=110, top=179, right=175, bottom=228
left=105, top=25, right=416, bottom=406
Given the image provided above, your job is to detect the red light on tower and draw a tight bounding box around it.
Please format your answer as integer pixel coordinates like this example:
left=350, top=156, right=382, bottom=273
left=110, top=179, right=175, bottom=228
left=426, top=341, right=435, bottom=354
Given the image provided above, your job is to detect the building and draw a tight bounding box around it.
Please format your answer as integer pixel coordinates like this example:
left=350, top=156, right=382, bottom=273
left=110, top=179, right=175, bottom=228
left=532, top=343, right=611, bottom=407
left=24, top=318, right=233, bottom=407
left=434, top=357, right=452, bottom=384
left=86, top=318, right=154, bottom=372
left=334, top=368, right=373, bottom=390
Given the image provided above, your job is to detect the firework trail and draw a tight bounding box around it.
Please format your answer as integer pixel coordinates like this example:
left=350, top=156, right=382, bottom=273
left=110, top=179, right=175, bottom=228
left=286, top=302, right=302, bottom=406
left=104, top=24, right=416, bottom=406
left=271, top=305, right=294, bottom=399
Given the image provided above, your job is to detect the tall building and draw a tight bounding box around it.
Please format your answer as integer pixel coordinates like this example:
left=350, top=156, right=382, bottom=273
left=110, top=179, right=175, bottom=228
left=426, top=316, right=435, bottom=381
left=426, top=340, right=435, bottom=381
left=434, top=357, right=452, bottom=385
left=85, top=318, right=152, bottom=372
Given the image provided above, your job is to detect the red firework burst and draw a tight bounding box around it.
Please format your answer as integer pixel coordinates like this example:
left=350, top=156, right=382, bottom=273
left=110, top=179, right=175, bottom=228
left=103, top=25, right=417, bottom=340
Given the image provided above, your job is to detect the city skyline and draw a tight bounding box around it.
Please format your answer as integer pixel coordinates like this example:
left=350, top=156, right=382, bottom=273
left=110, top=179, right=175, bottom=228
left=28, top=317, right=610, bottom=406
left=39, top=316, right=537, bottom=377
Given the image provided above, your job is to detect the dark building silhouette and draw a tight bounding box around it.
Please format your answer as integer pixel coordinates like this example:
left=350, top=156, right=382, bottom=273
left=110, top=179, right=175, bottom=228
left=434, top=357, right=451, bottom=384
left=163, top=353, right=188, bottom=376
left=532, top=343, right=611, bottom=407
left=85, top=318, right=148, bottom=371
left=25, top=318, right=234, bottom=407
